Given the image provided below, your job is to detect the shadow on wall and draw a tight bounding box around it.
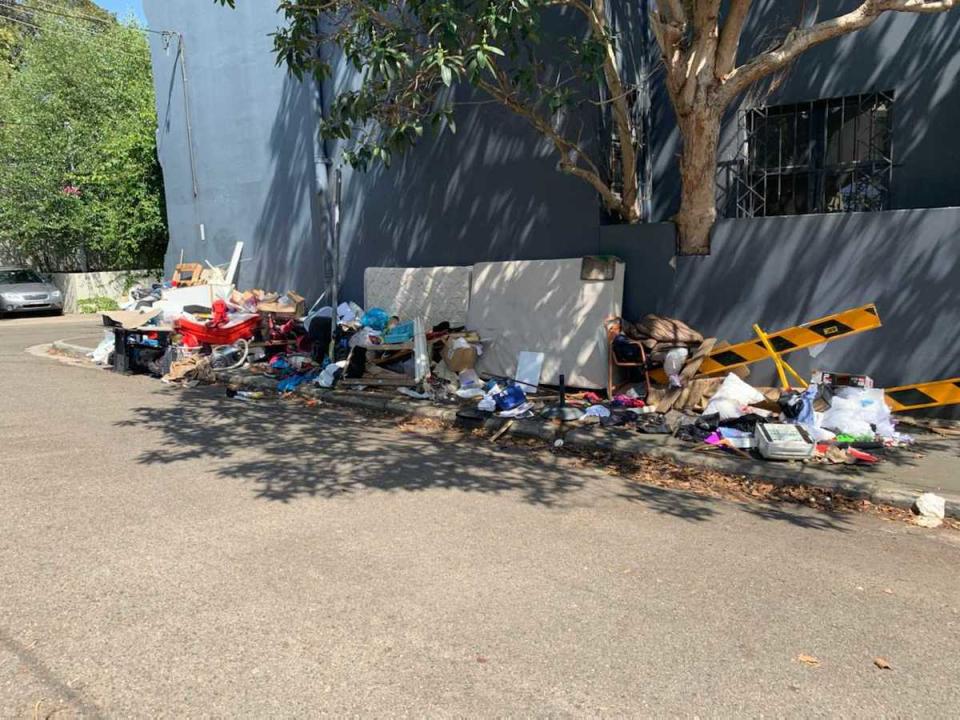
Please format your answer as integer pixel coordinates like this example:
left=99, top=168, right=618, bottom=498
left=332, top=89, right=602, bottom=302
left=651, top=3, right=960, bottom=221
left=250, top=76, right=327, bottom=301
left=601, top=208, right=960, bottom=395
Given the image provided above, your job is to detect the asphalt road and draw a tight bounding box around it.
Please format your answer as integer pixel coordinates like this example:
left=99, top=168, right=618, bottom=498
left=1, top=315, right=959, bottom=717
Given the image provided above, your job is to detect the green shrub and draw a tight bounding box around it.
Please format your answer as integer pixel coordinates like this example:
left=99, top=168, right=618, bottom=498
left=77, top=296, right=120, bottom=314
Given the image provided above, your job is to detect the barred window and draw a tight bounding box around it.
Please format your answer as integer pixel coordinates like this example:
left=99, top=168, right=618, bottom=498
left=727, top=92, right=893, bottom=218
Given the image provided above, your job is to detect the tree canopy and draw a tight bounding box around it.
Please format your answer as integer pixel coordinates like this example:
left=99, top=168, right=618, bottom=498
left=0, top=1, right=166, bottom=271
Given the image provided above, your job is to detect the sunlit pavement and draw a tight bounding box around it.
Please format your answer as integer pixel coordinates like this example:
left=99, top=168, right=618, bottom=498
left=1, top=320, right=959, bottom=716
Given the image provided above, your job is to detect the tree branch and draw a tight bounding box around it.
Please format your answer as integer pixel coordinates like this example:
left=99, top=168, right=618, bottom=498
left=554, top=0, right=639, bottom=210
left=661, top=0, right=687, bottom=24
left=715, top=0, right=751, bottom=78
left=476, top=71, right=626, bottom=215
left=723, top=0, right=957, bottom=101
left=649, top=7, right=686, bottom=110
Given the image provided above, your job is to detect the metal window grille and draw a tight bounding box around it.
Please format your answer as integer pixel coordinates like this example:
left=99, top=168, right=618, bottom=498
left=720, top=91, right=894, bottom=218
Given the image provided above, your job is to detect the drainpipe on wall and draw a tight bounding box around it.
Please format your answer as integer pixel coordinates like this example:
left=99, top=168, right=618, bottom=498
left=639, top=0, right=653, bottom=222
left=310, top=19, right=344, bottom=358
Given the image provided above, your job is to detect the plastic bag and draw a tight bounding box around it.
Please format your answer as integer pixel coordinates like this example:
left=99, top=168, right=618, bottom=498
left=663, top=347, right=690, bottom=388
left=458, top=368, right=481, bottom=390
left=349, top=327, right=382, bottom=348
left=89, top=330, right=115, bottom=365
left=821, top=387, right=897, bottom=438
left=360, top=307, right=389, bottom=331
left=315, top=360, right=347, bottom=388
left=820, top=394, right=874, bottom=437
left=702, top=373, right=765, bottom=420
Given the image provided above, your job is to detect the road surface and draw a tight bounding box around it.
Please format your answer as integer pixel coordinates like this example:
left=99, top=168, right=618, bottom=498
left=1, top=315, right=958, bottom=717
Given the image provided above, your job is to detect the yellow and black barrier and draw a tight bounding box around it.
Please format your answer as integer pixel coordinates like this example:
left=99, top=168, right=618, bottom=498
left=696, top=304, right=882, bottom=376
left=884, top=378, right=960, bottom=413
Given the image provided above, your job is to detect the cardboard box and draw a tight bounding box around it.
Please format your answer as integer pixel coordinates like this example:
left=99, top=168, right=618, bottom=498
left=258, top=292, right=305, bottom=316
left=444, top=335, right=477, bottom=373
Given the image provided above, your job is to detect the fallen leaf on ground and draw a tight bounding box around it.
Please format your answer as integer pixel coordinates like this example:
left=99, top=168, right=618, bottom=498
left=797, top=654, right=821, bottom=667
left=476, top=656, right=488, bottom=664
left=874, top=657, right=892, bottom=670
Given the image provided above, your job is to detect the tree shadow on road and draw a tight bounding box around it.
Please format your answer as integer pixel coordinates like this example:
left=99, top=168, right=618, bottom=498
left=116, top=386, right=854, bottom=531
left=118, top=386, right=590, bottom=507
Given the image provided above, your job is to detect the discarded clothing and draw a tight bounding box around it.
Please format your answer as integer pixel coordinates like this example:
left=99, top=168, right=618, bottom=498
left=277, top=370, right=319, bottom=393
left=584, top=404, right=612, bottom=418
left=719, top=413, right=769, bottom=433
left=635, top=413, right=672, bottom=434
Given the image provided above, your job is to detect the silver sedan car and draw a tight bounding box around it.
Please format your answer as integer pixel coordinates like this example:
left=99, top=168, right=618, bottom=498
left=0, top=266, right=64, bottom=317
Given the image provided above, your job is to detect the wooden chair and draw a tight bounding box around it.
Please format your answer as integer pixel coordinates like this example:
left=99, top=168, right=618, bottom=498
left=604, top=317, right=651, bottom=400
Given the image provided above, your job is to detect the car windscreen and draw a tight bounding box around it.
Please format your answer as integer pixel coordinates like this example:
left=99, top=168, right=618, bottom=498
left=0, top=269, right=44, bottom=284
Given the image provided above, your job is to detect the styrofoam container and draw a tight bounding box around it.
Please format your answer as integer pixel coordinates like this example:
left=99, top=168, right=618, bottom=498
left=755, top=423, right=814, bottom=460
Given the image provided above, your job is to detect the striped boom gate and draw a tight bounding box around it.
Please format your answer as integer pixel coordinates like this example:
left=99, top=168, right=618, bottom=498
left=696, top=304, right=883, bottom=376
left=884, top=378, right=960, bottom=413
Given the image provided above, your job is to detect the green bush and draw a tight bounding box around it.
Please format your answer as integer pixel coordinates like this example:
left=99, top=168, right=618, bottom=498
left=77, top=296, right=120, bottom=314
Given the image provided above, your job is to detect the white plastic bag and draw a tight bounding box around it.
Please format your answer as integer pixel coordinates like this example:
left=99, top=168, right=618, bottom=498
left=822, top=387, right=896, bottom=437
left=89, top=330, right=115, bottom=365
left=702, top=373, right=765, bottom=420
left=315, top=360, right=347, bottom=388
left=663, top=347, right=689, bottom=388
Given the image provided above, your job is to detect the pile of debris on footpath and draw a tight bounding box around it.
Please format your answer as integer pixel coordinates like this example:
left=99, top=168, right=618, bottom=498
left=86, top=256, right=955, bottom=523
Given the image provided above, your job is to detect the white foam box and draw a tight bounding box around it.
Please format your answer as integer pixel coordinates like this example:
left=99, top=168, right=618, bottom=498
left=755, top=423, right=814, bottom=460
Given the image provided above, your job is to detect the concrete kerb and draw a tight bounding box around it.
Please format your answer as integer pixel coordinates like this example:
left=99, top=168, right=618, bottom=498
left=215, top=368, right=960, bottom=519
left=51, top=340, right=95, bottom=360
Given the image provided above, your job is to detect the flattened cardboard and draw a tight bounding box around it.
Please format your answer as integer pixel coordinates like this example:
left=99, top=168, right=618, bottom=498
left=102, top=308, right=162, bottom=330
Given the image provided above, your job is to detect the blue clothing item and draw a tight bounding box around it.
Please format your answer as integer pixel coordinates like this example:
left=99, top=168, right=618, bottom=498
left=277, top=370, right=320, bottom=393
left=795, top=384, right=818, bottom=426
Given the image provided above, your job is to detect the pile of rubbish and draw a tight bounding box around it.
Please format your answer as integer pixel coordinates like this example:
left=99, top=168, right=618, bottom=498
left=87, top=252, right=927, bottom=472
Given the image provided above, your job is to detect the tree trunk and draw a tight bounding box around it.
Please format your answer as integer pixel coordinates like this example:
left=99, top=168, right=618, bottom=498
left=675, top=110, right=722, bottom=255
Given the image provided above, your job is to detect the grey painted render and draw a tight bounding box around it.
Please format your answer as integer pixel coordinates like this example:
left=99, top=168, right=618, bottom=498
left=600, top=208, right=960, bottom=398
left=145, top=1, right=325, bottom=298
left=144, top=1, right=601, bottom=305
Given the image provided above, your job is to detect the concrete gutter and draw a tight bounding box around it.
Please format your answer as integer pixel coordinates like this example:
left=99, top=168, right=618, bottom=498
left=215, top=368, right=960, bottom=519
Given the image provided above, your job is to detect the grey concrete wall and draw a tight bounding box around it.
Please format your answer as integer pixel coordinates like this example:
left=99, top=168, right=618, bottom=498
left=335, top=95, right=601, bottom=302
left=144, top=1, right=601, bottom=306
left=144, top=0, right=326, bottom=299
left=50, top=270, right=160, bottom=314
left=600, top=208, right=960, bottom=399
left=648, top=2, right=960, bottom=221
